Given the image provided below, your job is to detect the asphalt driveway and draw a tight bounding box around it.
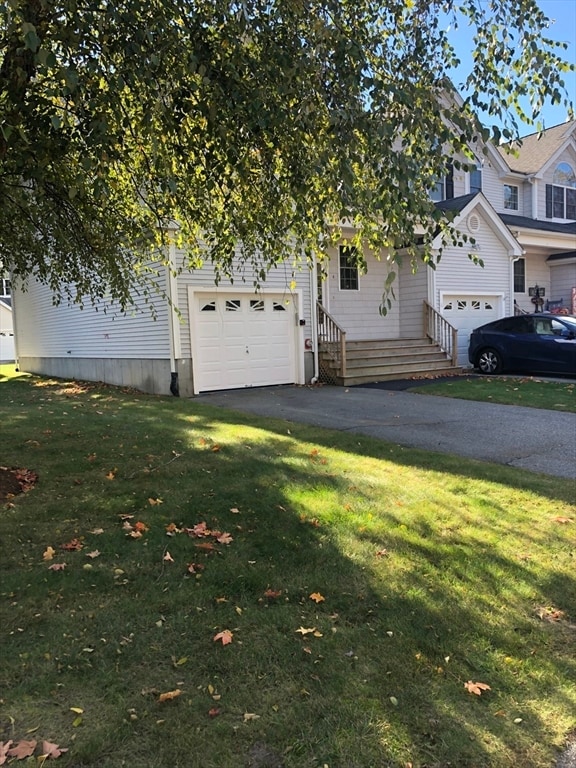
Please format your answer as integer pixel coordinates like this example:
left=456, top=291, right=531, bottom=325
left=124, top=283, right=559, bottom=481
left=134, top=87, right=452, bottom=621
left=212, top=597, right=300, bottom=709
left=198, top=384, right=576, bottom=481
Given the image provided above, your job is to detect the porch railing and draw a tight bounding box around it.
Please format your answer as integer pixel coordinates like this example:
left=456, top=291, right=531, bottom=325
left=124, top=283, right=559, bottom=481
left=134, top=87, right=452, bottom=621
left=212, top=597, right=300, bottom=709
left=423, top=301, right=458, bottom=367
left=316, top=301, right=347, bottom=380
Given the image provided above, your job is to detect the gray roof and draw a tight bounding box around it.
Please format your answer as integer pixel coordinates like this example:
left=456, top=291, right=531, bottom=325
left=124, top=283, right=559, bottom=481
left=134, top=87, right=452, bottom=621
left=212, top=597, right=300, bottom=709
left=547, top=251, right=576, bottom=262
left=499, top=213, right=576, bottom=235
left=497, top=121, right=575, bottom=174
left=435, top=193, right=478, bottom=213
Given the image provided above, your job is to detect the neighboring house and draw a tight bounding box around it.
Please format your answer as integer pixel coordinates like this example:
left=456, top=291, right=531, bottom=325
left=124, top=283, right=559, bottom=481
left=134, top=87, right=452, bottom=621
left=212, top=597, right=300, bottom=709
left=0, top=276, right=14, bottom=363
left=12, top=121, right=576, bottom=394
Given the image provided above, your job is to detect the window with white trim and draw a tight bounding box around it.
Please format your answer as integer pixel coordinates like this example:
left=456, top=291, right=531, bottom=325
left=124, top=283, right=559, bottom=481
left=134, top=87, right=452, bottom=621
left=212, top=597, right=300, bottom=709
left=0, top=278, right=10, bottom=297
left=513, top=258, right=526, bottom=293
left=504, top=184, right=518, bottom=210
left=546, top=163, right=576, bottom=219
left=470, top=166, right=482, bottom=194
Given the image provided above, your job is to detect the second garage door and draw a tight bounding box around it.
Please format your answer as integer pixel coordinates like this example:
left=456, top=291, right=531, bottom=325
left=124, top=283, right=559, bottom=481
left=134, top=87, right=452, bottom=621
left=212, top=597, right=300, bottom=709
left=442, top=294, right=503, bottom=365
left=191, top=292, right=298, bottom=393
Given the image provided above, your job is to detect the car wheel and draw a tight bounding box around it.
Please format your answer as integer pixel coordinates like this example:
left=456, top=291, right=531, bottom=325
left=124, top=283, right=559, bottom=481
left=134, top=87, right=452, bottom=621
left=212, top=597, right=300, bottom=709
left=476, top=348, right=503, bottom=375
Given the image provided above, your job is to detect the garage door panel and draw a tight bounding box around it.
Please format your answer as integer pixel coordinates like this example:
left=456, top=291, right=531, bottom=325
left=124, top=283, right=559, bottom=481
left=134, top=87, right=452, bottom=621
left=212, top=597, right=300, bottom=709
left=442, top=295, right=502, bottom=365
left=192, top=292, right=297, bottom=393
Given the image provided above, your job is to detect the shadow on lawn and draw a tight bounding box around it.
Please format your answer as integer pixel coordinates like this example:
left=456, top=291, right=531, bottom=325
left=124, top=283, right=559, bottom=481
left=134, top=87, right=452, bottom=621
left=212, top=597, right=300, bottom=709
left=0, top=377, right=574, bottom=767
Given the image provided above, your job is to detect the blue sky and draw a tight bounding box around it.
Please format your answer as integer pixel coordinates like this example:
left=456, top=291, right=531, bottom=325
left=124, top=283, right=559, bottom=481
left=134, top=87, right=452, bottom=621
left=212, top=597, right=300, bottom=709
left=448, top=0, right=576, bottom=134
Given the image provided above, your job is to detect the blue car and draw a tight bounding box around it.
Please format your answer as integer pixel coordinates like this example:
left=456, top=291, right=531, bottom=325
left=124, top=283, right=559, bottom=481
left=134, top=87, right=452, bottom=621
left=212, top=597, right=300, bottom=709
left=468, top=313, right=576, bottom=376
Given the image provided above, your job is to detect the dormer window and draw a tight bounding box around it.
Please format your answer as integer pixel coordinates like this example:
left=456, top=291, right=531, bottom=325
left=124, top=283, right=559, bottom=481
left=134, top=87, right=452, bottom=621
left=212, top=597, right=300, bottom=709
left=546, top=163, right=576, bottom=220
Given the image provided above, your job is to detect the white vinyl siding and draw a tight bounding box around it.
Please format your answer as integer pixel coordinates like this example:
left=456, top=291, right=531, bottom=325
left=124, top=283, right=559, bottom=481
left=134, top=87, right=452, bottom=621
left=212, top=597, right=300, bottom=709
left=434, top=207, right=512, bottom=317
left=323, top=246, right=399, bottom=340
left=398, top=259, right=429, bottom=338
left=548, top=260, right=576, bottom=311
left=513, top=253, right=552, bottom=314
left=481, top=163, right=526, bottom=217
left=14, top=272, right=171, bottom=359
left=174, top=248, right=312, bottom=360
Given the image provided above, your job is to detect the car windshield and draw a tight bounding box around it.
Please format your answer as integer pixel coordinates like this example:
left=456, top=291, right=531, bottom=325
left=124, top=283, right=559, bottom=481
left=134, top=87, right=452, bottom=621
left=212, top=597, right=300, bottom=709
left=557, top=316, right=576, bottom=332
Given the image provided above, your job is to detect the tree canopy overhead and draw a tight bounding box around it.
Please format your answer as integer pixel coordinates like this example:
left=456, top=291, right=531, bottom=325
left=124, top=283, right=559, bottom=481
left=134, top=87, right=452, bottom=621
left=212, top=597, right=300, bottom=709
left=1, top=0, right=574, bottom=307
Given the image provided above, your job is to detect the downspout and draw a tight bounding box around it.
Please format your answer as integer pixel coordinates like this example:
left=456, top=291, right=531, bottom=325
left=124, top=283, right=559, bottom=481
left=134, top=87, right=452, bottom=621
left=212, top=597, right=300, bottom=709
left=11, top=283, right=20, bottom=371
left=310, top=253, right=319, bottom=384
left=528, top=176, right=537, bottom=219
left=166, top=236, right=181, bottom=396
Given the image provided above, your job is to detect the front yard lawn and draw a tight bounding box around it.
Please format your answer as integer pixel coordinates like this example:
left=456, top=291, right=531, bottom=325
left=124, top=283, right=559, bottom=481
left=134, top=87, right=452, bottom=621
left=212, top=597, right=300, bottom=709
left=410, top=375, right=576, bottom=412
left=0, top=374, right=574, bottom=767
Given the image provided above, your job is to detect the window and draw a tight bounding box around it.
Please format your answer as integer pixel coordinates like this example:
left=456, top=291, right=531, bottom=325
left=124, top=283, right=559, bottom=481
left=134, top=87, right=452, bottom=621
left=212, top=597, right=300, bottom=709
left=201, top=301, right=216, bottom=311
left=0, top=278, right=10, bottom=297
left=429, top=165, right=454, bottom=202
left=470, top=166, right=482, bottom=194
left=513, top=258, right=525, bottom=293
left=339, top=246, right=359, bottom=290
left=546, top=163, right=576, bottom=219
left=250, top=300, right=264, bottom=312
left=225, top=299, right=241, bottom=311
left=504, top=184, right=519, bottom=210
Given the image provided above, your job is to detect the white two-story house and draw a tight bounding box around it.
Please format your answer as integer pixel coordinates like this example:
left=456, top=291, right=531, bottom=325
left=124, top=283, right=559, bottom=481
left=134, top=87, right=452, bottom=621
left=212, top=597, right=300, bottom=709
left=11, top=121, right=576, bottom=393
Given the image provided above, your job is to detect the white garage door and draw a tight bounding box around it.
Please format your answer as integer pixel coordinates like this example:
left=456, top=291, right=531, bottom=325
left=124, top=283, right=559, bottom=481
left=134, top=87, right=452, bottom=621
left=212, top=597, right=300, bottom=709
left=442, top=295, right=502, bottom=366
left=0, top=331, right=15, bottom=362
left=192, top=292, right=297, bottom=393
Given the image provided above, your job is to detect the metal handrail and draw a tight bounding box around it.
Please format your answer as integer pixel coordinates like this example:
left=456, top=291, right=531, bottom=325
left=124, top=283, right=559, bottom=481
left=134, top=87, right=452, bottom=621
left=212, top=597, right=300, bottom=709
left=423, top=301, right=458, bottom=367
left=316, top=301, right=347, bottom=378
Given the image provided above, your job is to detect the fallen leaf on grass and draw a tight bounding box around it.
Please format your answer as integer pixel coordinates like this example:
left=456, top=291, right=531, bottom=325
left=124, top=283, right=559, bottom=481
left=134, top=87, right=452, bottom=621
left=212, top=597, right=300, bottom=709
left=0, top=741, right=12, bottom=765
left=553, top=516, right=573, bottom=524
left=243, top=713, right=260, bottom=722
left=213, top=630, right=233, bottom=645
left=195, top=542, right=216, bottom=552
left=41, top=740, right=69, bottom=759
left=158, top=689, right=182, bottom=702
left=60, top=538, right=83, bottom=551
left=464, top=681, right=491, bottom=696
left=48, top=563, right=66, bottom=571
left=166, top=523, right=180, bottom=535
left=105, top=470, right=116, bottom=480
left=89, top=528, right=104, bottom=535
left=295, top=627, right=317, bottom=636
left=86, top=550, right=100, bottom=559
left=216, top=532, right=233, bottom=545
left=43, top=546, right=56, bottom=561
left=134, top=521, right=149, bottom=533
left=263, top=589, right=282, bottom=599
left=230, top=507, right=240, bottom=514
left=186, top=562, right=205, bottom=574
left=7, top=740, right=37, bottom=759
left=148, top=497, right=163, bottom=506
left=375, top=549, right=389, bottom=557
left=208, top=708, right=220, bottom=718
left=163, top=551, right=174, bottom=563
left=309, top=592, right=325, bottom=603
left=211, top=444, right=221, bottom=452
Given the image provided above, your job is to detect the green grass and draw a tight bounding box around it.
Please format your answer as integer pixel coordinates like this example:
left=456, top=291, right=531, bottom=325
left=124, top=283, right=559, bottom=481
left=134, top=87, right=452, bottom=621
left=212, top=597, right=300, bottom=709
left=410, top=375, right=576, bottom=412
left=0, top=373, right=575, bottom=768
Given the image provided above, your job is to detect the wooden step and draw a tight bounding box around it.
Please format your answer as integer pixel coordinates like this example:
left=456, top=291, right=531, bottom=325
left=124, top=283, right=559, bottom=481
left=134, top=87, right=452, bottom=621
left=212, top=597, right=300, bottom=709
left=318, top=337, right=459, bottom=386
left=336, top=365, right=462, bottom=386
